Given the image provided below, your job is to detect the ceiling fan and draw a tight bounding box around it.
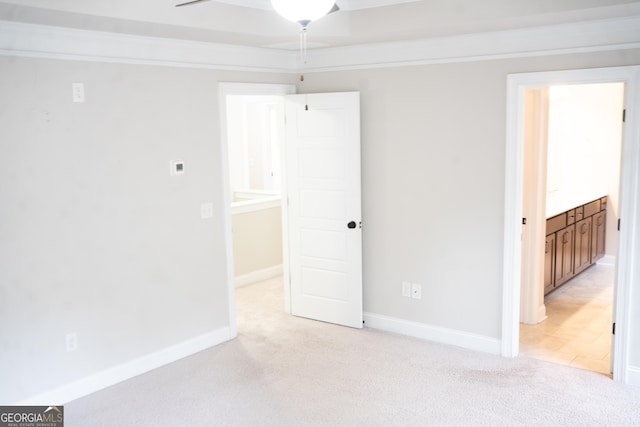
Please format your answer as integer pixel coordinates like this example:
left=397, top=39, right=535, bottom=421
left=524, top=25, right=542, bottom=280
left=175, top=0, right=341, bottom=28
left=176, top=0, right=339, bottom=79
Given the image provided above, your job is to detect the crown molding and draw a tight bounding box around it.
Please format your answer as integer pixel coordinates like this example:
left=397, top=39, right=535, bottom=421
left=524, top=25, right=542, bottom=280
left=338, top=0, right=420, bottom=11
left=1, top=15, right=639, bottom=73
left=303, top=15, right=640, bottom=72
left=0, top=20, right=295, bottom=73
left=211, top=0, right=420, bottom=11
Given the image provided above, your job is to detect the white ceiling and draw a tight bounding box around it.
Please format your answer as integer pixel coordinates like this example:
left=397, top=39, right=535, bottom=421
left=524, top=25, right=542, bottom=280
left=1, top=0, right=639, bottom=50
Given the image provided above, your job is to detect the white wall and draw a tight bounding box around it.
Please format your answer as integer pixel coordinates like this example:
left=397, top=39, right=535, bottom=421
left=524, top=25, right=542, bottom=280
left=0, top=55, right=293, bottom=403
left=226, top=95, right=283, bottom=194
left=299, top=49, right=640, bottom=346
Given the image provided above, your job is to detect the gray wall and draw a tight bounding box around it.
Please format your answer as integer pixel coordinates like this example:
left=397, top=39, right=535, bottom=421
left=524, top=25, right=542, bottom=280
left=2, top=46, right=640, bottom=403
left=0, top=55, right=293, bottom=403
left=300, top=49, right=640, bottom=342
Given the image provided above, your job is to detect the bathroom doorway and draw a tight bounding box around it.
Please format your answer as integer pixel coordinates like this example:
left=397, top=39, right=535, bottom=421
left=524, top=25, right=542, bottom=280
left=519, top=82, right=624, bottom=375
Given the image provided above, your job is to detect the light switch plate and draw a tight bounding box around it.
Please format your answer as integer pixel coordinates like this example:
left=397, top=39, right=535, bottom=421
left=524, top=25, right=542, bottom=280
left=201, top=202, right=214, bottom=219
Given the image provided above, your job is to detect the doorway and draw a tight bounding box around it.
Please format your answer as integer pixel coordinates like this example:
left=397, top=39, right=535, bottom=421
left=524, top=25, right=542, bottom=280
left=220, top=84, right=364, bottom=335
left=501, top=66, right=640, bottom=384
left=218, top=83, right=296, bottom=337
left=519, top=82, right=623, bottom=375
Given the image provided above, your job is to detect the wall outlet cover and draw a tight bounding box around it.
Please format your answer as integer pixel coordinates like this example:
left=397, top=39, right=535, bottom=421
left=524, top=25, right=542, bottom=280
left=411, top=283, right=422, bottom=299
left=72, top=83, right=85, bottom=103
left=402, top=281, right=411, bottom=297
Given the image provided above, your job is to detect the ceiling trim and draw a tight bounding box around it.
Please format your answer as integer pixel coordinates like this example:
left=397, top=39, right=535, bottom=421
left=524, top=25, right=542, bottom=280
left=336, top=0, right=421, bottom=11
left=303, top=15, right=640, bottom=72
left=211, top=0, right=420, bottom=11
left=1, top=15, right=639, bottom=74
left=0, top=20, right=295, bottom=73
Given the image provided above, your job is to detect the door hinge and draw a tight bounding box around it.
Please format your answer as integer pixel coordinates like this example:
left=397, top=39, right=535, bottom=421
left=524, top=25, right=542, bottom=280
left=618, top=218, right=621, bottom=231
left=622, top=109, right=626, bottom=123
left=522, top=218, right=527, bottom=225
left=612, top=322, right=616, bottom=335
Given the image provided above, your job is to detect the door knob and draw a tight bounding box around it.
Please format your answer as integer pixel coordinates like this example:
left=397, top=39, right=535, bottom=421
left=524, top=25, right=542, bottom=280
left=347, top=221, right=357, bottom=229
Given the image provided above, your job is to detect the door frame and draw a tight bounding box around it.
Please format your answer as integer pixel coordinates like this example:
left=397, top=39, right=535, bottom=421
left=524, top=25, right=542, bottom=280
left=218, top=82, right=296, bottom=338
left=501, top=65, right=640, bottom=384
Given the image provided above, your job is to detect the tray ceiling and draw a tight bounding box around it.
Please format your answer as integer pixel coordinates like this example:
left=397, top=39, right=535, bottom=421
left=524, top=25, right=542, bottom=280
left=0, top=0, right=639, bottom=50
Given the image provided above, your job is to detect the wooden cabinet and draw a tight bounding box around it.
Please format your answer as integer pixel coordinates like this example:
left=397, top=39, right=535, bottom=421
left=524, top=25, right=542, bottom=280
left=544, top=233, right=556, bottom=295
left=591, top=206, right=606, bottom=263
left=574, top=217, right=592, bottom=275
left=543, top=196, right=606, bottom=295
left=555, top=224, right=575, bottom=286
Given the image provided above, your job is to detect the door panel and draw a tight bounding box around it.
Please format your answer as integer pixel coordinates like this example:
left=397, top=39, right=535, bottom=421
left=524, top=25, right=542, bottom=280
left=285, top=92, right=362, bottom=328
left=575, top=217, right=592, bottom=275
left=544, top=233, right=556, bottom=295
left=591, top=211, right=606, bottom=263
left=555, top=224, right=575, bottom=286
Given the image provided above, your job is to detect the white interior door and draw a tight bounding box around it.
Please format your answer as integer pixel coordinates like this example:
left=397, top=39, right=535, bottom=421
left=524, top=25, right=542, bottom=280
left=284, top=92, right=362, bottom=328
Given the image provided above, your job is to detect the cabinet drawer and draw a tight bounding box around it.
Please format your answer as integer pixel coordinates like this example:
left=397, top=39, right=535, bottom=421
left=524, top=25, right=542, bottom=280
left=584, top=200, right=601, bottom=217
left=566, top=209, right=576, bottom=225
left=546, top=213, right=567, bottom=235
left=575, top=206, right=584, bottom=221
left=600, top=196, right=607, bottom=211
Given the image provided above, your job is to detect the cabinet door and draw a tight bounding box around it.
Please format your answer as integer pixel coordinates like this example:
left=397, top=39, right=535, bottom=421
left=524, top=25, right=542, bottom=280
left=544, top=233, right=556, bottom=295
left=575, top=217, right=592, bottom=274
left=555, top=224, right=575, bottom=286
left=591, top=211, right=606, bottom=263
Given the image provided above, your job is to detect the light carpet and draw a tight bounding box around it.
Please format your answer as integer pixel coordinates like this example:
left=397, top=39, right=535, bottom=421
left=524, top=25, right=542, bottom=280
left=66, top=277, right=640, bottom=426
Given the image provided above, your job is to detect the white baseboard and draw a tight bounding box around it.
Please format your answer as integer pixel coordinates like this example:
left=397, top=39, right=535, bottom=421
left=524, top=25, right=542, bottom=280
left=536, top=304, right=548, bottom=324
left=626, top=366, right=640, bottom=387
left=15, top=327, right=232, bottom=405
left=597, top=255, right=616, bottom=266
left=235, top=264, right=282, bottom=288
left=363, top=312, right=502, bottom=355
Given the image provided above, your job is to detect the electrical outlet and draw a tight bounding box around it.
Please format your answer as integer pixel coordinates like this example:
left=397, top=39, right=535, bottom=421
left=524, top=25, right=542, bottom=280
left=72, top=83, right=85, bottom=103
left=66, top=332, right=78, bottom=352
left=411, top=283, right=422, bottom=299
left=402, top=281, right=411, bottom=297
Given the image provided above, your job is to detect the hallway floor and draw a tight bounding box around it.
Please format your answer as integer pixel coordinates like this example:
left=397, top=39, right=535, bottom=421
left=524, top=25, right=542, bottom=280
left=520, top=263, right=614, bottom=376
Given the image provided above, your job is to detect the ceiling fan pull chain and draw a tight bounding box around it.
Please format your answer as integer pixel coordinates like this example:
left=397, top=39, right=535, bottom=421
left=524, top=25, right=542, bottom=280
left=301, top=27, right=308, bottom=64
left=299, top=26, right=308, bottom=82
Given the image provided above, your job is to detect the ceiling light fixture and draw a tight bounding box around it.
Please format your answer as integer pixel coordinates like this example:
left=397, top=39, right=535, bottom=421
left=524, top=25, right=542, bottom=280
left=270, top=0, right=335, bottom=28
left=270, top=0, right=337, bottom=81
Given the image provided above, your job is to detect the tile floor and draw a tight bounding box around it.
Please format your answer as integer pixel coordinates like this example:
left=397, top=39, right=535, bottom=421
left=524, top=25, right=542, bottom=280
left=520, top=263, right=614, bottom=376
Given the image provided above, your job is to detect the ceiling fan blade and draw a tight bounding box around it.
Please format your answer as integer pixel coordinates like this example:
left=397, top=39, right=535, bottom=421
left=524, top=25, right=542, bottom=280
left=328, top=3, right=340, bottom=14
left=175, top=0, right=211, bottom=7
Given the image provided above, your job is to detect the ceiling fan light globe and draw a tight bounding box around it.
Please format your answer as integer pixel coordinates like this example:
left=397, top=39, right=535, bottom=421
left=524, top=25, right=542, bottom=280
left=270, top=0, right=335, bottom=24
